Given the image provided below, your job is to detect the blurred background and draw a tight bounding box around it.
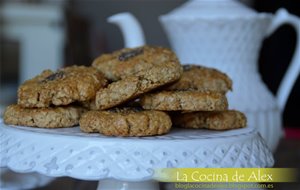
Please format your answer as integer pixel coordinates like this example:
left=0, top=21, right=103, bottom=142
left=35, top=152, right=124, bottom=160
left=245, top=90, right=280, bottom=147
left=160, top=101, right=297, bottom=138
left=0, top=0, right=299, bottom=127
left=0, top=0, right=299, bottom=189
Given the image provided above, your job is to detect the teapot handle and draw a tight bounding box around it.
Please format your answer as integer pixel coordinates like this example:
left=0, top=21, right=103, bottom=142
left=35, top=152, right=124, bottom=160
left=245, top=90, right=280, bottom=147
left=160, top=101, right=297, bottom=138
left=266, top=8, right=300, bottom=111
left=107, top=12, right=146, bottom=48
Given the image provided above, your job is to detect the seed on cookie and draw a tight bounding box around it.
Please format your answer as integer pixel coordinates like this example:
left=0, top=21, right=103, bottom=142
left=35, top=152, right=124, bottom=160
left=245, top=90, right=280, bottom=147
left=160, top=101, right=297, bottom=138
left=92, top=45, right=181, bottom=81
left=140, top=91, right=228, bottom=111
left=172, top=110, right=247, bottom=130
left=18, top=66, right=108, bottom=108
left=3, top=104, right=86, bottom=128
left=166, top=64, right=232, bottom=93
left=79, top=108, right=172, bottom=137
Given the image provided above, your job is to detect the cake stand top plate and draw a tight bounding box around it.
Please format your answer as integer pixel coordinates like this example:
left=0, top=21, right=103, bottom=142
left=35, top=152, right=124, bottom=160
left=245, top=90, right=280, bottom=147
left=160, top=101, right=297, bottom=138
left=0, top=119, right=274, bottom=181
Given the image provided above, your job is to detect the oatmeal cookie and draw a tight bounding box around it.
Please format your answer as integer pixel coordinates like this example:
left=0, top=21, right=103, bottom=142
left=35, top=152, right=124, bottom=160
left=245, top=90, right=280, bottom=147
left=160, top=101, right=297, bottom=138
left=172, top=110, right=247, bottom=130
left=140, top=91, right=228, bottom=111
left=18, top=66, right=107, bottom=108
left=79, top=107, right=172, bottom=137
left=95, top=60, right=182, bottom=110
left=166, top=64, right=232, bottom=93
left=92, top=45, right=181, bottom=81
left=3, top=104, right=86, bottom=128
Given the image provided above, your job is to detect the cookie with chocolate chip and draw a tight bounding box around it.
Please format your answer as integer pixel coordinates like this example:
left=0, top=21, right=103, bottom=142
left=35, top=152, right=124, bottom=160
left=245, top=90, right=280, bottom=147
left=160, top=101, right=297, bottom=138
left=18, top=66, right=107, bottom=108
left=4, top=104, right=86, bottom=128
left=79, top=107, right=172, bottom=137
left=92, top=45, right=181, bottom=81
left=166, top=64, right=232, bottom=93
left=172, top=110, right=247, bottom=130
left=140, top=91, right=228, bottom=111
left=92, top=46, right=182, bottom=110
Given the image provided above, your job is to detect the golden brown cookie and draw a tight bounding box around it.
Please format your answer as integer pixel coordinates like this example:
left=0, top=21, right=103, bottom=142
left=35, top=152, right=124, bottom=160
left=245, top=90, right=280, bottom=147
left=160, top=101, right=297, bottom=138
left=18, top=66, right=107, bottom=108
left=3, top=104, right=86, bottom=128
left=140, top=91, right=228, bottom=111
left=79, top=107, right=172, bottom=137
left=94, top=56, right=182, bottom=110
left=92, top=45, right=180, bottom=81
left=166, top=64, right=232, bottom=93
left=172, top=110, right=247, bottom=130
left=95, top=67, right=182, bottom=110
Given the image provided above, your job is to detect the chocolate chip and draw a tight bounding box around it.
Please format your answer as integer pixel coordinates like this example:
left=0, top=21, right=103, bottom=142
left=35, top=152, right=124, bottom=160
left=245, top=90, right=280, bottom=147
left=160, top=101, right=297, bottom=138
left=42, top=71, right=65, bottom=82
left=182, top=64, right=203, bottom=71
left=118, top=48, right=144, bottom=61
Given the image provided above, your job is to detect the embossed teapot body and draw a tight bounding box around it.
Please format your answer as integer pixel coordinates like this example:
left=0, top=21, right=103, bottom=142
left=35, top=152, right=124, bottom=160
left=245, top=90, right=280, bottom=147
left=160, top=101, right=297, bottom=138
left=108, top=0, right=300, bottom=151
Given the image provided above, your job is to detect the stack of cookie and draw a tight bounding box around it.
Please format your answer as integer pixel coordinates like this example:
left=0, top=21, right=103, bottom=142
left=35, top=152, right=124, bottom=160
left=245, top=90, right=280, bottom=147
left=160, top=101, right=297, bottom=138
left=79, top=46, right=182, bottom=136
left=3, top=45, right=246, bottom=137
left=81, top=46, right=246, bottom=135
left=140, top=65, right=247, bottom=130
left=3, top=66, right=107, bottom=128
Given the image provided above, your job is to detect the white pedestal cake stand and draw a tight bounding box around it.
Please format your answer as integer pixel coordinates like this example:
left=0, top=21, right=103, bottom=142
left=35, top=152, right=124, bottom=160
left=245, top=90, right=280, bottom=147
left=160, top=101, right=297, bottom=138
left=0, top=119, right=274, bottom=190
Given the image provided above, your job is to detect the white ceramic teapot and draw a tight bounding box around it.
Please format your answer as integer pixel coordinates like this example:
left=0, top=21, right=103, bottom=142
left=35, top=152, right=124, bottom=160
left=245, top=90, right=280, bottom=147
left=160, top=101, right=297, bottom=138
left=107, top=0, right=300, bottom=151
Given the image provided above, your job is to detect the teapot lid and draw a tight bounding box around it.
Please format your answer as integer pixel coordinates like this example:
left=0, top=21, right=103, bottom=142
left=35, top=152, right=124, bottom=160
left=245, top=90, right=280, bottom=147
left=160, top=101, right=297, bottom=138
left=162, top=0, right=260, bottom=19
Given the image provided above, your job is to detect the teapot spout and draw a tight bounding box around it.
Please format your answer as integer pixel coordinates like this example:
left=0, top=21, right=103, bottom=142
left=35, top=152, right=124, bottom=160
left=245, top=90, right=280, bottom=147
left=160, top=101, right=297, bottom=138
left=107, top=12, right=146, bottom=48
